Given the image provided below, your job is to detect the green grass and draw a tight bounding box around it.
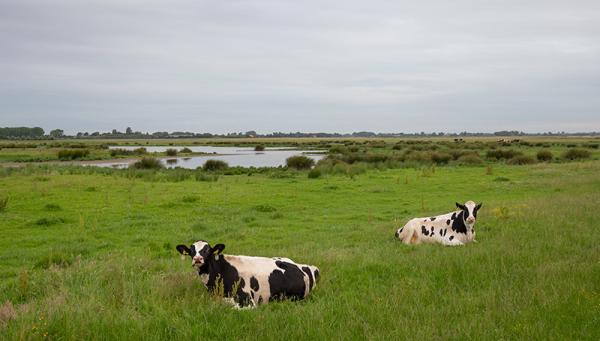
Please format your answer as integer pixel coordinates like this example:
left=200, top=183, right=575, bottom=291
left=0, top=159, right=599, bottom=339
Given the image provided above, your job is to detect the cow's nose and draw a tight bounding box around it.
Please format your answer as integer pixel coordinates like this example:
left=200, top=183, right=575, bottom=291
left=192, top=256, right=203, bottom=265
left=467, top=218, right=475, bottom=223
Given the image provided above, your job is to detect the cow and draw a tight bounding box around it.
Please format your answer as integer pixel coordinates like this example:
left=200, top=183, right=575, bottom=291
left=176, top=240, right=320, bottom=308
left=395, top=201, right=482, bottom=246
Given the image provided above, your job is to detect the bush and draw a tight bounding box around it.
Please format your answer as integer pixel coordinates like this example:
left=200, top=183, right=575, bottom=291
left=308, top=168, right=322, bottom=179
left=562, top=148, right=591, bottom=160
left=536, top=150, right=553, bottom=162
left=286, top=155, right=315, bottom=170
left=180, top=147, right=193, bottom=153
left=203, top=159, right=229, bottom=171
left=254, top=145, right=265, bottom=151
left=457, top=154, right=483, bottom=165
left=507, top=155, right=536, bottom=165
left=57, top=149, right=90, bottom=160
left=165, top=148, right=178, bottom=156
left=109, top=148, right=146, bottom=157
left=430, top=152, right=452, bottom=164
left=0, top=196, right=8, bottom=212
left=583, top=143, right=598, bottom=149
left=131, top=157, right=164, bottom=170
left=486, top=149, right=522, bottom=160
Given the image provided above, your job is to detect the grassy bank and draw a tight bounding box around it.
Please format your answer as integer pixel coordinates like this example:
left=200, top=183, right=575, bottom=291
left=0, top=160, right=599, bottom=339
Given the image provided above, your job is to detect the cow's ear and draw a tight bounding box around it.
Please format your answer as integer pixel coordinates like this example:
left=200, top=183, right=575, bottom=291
left=211, top=244, right=225, bottom=255
left=456, top=202, right=466, bottom=210
left=176, top=244, right=191, bottom=256
left=476, top=203, right=483, bottom=210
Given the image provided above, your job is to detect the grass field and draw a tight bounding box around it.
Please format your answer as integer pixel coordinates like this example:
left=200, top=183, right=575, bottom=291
left=0, top=139, right=599, bottom=339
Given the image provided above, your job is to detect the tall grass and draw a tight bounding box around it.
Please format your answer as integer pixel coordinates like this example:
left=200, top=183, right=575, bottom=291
left=57, top=149, right=90, bottom=160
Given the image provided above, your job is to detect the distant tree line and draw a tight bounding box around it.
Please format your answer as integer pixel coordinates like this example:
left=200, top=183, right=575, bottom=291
left=0, top=127, right=45, bottom=138
left=1, top=126, right=599, bottom=139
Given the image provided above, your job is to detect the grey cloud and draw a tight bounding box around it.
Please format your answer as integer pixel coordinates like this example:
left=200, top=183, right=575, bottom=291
left=1, top=0, right=599, bottom=133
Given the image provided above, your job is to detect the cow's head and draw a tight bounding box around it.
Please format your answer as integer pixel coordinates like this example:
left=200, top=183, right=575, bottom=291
left=176, top=240, right=225, bottom=268
left=456, top=201, right=482, bottom=225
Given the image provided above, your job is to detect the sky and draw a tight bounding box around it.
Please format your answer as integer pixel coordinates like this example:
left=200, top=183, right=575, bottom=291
left=1, top=0, right=599, bottom=134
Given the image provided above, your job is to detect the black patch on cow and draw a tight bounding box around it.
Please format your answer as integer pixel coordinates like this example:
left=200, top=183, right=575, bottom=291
left=431, top=227, right=435, bottom=234
left=451, top=211, right=468, bottom=234
left=314, top=269, right=320, bottom=282
left=250, top=276, right=260, bottom=291
left=395, top=230, right=400, bottom=238
left=446, top=219, right=451, bottom=225
left=251, top=291, right=255, bottom=299
left=268, top=261, right=307, bottom=301
left=451, top=212, right=456, bottom=220
left=203, top=255, right=251, bottom=307
left=430, top=217, right=436, bottom=221
left=421, top=225, right=429, bottom=236
left=302, top=266, right=314, bottom=290
left=449, top=235, right=454, bottom=241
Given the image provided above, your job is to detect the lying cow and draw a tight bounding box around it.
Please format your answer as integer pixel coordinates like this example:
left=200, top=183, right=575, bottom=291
left=176, top=240, right=320, bottom=308
left=395, top=201, right=482, bottom=246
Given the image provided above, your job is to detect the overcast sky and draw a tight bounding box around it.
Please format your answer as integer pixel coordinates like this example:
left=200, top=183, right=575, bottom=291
left=1, top=0, right=599, bottom=134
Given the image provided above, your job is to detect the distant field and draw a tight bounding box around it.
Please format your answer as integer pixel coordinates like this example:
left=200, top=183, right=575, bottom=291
left=1, top=136, right=599, bottom=165
left=1, top=141, right=599, bottom=339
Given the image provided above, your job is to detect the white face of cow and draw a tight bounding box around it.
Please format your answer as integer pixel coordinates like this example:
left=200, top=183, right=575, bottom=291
left=456, top=201, right=482, bottom=225
left=176, top=240, right=225, bottom=268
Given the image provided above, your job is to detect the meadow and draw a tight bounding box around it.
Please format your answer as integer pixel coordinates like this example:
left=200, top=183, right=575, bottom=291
left=0, top=138, right=599, bottom=340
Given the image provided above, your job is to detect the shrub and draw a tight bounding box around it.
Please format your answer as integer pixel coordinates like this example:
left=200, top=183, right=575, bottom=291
left=165, top=148, right=178, bottom=156
left=109, top=148, right=147, bottom=157
left=583, top=143, right=599, bottom=149
left=486, top=149, right=522, bottom=160
left=430, top=152, right=452, bottom=164
left=180, top=147, right=192, bottom=153
left=507, top=155, right=536, bottom=165
left=131, top=157, right=164, bottom=170
left=562, top=148, right=591, bottom=160
left=308, top=168, right=322, bottom=179
left=57, top=149, right=90, bottom=160
left=254, top=145, right=265, bottom=151
left=286, top=155, right=315, bottom=170
left=494, top=177, right=510, bottom=182
left=329, top=145, right=348, bottom=154
left=536, top=150, right=553, bottom=162
left=458, top=154, right=483, bottom=165
left=203, top=159, right=229, bottom=171
left=0, top=196, right=8, bottom=212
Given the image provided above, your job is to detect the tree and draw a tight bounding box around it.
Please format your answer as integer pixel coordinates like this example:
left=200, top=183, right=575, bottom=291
left=126, top=127, right=133, bottom=134
left=50, top=129, right=64, bottom=137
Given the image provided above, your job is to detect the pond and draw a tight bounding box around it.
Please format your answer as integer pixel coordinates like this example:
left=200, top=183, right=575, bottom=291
left=90, top=146, right=326, bottom=169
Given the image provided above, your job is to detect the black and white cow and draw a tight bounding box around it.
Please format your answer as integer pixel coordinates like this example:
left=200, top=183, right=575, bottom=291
left=176, top=240, right=320, bottom=308
left=395, top=201, right=482, bottom=246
